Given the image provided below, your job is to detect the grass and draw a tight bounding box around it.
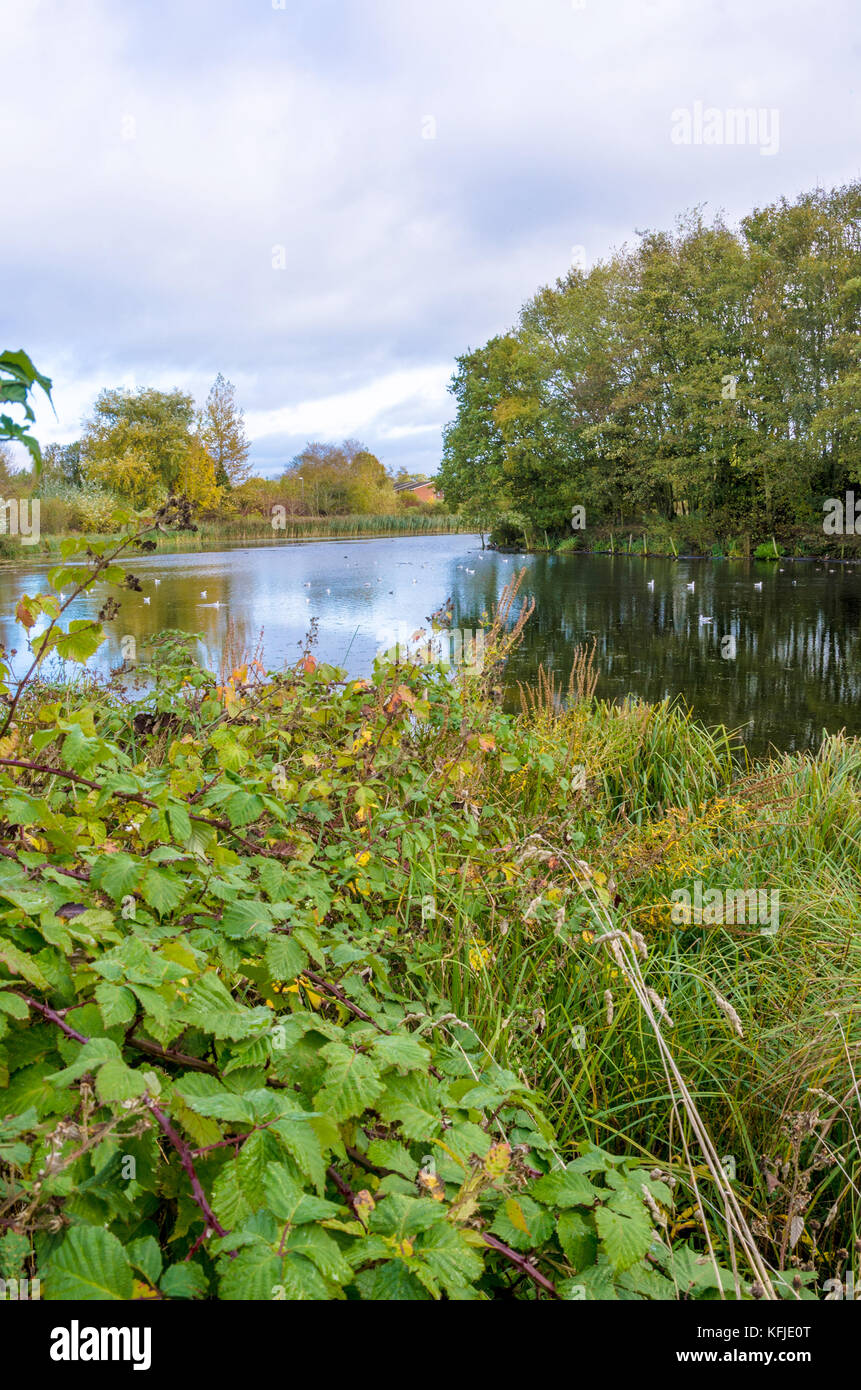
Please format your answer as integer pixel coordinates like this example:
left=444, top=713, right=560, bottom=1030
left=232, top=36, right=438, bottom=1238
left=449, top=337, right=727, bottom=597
left=391, top=643, right=861, bottom=1285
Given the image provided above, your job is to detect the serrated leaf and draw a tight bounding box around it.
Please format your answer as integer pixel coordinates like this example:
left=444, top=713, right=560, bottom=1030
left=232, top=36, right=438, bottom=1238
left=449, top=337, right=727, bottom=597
left=595, top=1200, right=653, bottom=1273
left=313, top=1042, right=383, bottom=1122
left=95, top=1059, right=148, bottom=1104
left=44, top=1227, right=134, bottom=1300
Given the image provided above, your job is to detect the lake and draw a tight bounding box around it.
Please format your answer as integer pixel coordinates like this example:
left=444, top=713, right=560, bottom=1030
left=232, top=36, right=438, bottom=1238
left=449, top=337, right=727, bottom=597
left=2, top=534, right=860, bottom=755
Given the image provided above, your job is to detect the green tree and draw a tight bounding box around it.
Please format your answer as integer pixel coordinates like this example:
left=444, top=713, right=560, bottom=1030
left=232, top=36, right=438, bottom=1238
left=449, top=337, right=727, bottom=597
left=81, top=387, right=195, bottom=506
left=199, top=373, right=251, bottom=488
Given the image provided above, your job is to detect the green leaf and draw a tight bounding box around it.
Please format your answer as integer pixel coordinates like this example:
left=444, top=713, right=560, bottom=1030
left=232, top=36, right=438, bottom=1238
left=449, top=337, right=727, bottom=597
left=0, top=939, right=50, bottom=989
left=126, top=1235, right=163, bottom=1286
left=45, top=1227, right=134, bottom=1300
left=0, top=990, right=30, bottom=1020
left=371, top=1032, right=430, bottom=1072
left=90, top=852, right=142, bottom=901
left=265, top=935, right=308, bottom=983
left=313, top=1042, right=383, bottom=1122
left=160, top=1261, right=209, bottom=1300
left=220, top=899, right=273, bottom=939
left=95, top=1059, right=148, bottom=1104
left=95, top=982, right=138, bottom=1029
left=595, top=1199, right=653, bottom=1273
left=376, top=1072, right=442, bottom=1141
left=530, top=1167, right=598, bottom=1208
left=166, top=801, right=192, bottom=842
left=140, top=867, right=185, bottom=917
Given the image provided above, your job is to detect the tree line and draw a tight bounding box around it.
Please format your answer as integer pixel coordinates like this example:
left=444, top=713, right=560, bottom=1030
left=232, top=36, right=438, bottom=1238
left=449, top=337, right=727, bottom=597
left=438, top=180, right=861, bottom=546
left=1, top=374, right=438, bottom=531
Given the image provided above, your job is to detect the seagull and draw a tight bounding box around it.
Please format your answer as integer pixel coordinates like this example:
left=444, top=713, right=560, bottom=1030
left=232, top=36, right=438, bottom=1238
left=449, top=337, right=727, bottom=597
left=325, top=588, right=330, bottom=594
left=698, top=615, right=713, bottom=624
left=143, top=596, right=150, bottom=605
left=153, top=578, right=160, bottom=587
left=686, top=581, right=695, bottom=592
left=200, top=590, right=207, bottom=599
left=754, top=581, right=763, bottom=590
left=647, top=579, right=654, bottom=591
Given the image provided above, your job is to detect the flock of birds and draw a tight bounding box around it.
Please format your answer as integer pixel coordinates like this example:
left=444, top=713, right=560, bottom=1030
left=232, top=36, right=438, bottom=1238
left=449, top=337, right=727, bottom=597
left=126, top=552, right=839, bottom=641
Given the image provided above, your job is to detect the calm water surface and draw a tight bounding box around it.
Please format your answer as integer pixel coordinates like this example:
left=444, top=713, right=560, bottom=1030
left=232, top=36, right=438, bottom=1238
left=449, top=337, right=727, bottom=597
left=2, top=535, right=859, bottom=756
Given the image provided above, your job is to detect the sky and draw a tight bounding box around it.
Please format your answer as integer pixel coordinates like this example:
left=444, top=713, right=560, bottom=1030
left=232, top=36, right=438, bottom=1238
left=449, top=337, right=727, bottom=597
left=1, top=0, right=859, bottom=478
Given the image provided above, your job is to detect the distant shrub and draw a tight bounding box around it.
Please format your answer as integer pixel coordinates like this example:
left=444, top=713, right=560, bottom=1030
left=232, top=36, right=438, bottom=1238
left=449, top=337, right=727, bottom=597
left=754, top=538, right=785, bottom=561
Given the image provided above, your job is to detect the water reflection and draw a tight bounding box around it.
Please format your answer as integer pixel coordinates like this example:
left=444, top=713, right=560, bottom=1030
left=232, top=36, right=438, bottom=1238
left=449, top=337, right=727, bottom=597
left=1, top=538, right=859, bottom=755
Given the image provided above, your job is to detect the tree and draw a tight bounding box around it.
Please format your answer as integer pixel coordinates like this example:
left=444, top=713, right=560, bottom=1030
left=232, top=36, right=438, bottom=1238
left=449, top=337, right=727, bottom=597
left=280, top=440, right=396, bottom=515
left=199, top=374, right=251, bottom=488
left=82, top=387, right=195, bottom=506
left=41, top=440, right=84, bottom=488
left=181, top=435, right=223, bottom=511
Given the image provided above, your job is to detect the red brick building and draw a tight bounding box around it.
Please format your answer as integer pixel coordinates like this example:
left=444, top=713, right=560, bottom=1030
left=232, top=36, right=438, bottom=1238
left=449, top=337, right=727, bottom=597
left=394, top=479, right=441, bottom=505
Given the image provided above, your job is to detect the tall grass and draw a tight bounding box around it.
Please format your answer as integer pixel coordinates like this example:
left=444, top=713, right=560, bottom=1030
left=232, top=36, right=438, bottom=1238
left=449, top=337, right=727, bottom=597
left=396, top=634, right=861, bottom=1288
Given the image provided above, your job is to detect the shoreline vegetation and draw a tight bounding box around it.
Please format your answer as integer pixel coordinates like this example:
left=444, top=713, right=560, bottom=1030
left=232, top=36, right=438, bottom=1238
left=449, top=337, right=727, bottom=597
left=438, top=179, right=861, bottom=565
left=0, top=520, right=855, bottom=1301
left=490, top=522, right=861, bottom=563
left=0, top=513, right=472, bottom=564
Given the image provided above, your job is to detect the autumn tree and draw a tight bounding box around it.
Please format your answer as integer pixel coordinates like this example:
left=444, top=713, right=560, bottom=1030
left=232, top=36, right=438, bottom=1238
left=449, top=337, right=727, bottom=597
left=199, top=373, right=251, bottom=488
left=81, top=387, right=195, bottom=506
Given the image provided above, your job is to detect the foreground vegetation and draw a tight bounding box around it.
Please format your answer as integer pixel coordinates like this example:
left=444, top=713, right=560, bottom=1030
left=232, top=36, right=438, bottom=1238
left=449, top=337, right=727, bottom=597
left=0, top=504, right=856, bottom=1299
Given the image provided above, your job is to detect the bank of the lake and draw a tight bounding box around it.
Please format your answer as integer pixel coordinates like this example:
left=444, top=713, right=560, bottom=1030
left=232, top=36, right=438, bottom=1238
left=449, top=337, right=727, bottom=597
left=2, top=533, right=860, bottom=756
left=0, top=511, right=471, bottom=564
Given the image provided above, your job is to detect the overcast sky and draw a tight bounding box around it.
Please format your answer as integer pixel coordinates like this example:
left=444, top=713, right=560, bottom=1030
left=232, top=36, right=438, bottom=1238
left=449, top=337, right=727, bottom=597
left=2, top=0, right=859, bottom=477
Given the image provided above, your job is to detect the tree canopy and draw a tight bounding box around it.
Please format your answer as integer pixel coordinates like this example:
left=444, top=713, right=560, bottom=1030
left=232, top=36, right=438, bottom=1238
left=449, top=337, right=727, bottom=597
left=438, top=181, right=861, bottom=540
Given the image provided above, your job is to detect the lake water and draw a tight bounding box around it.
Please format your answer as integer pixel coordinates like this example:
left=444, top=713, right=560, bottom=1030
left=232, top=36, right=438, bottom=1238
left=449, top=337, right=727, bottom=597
left=2, top=534, right=860, bottom=755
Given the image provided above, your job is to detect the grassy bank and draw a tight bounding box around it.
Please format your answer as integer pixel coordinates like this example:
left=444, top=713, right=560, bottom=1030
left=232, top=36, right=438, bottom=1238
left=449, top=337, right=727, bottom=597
left=0, top=511, right=472, bottom=562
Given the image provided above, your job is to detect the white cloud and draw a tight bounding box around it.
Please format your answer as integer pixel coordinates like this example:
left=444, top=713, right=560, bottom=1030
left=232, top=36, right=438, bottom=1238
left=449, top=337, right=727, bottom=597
left=2, top=0, right=858, bottom=478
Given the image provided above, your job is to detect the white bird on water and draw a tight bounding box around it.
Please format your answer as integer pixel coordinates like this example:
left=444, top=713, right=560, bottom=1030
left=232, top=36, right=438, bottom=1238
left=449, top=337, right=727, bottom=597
left=143, top=596, right=150, bottom=605
left=686, top=581, right=695, bottom=592
left=153, top=578, right=160, bottom=587
left=647, top=579, right=654, bottom=591
left=754, top=581, right=763, bottom=590
left=200, top=590, right=207, bottom=599
left=698, top=615, right=712, bottom=624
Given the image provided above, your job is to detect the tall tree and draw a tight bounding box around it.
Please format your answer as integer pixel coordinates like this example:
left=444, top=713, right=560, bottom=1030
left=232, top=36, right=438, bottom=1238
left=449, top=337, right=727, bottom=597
left=199, top=374, right=251, bottom=488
